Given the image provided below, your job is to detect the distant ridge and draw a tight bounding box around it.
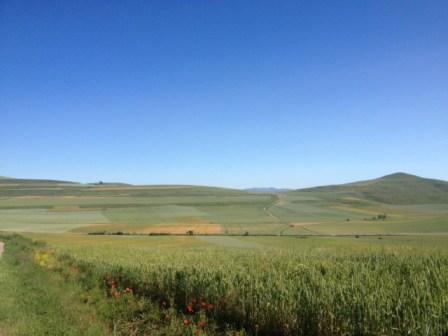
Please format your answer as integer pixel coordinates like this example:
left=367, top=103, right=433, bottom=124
left=0, top=177, right=78, bottom=185
left=2, top=173, right=448, bottom=204
left=246, top=187, right=289, bottom=193
left=298, top=172, right=448, bottom=205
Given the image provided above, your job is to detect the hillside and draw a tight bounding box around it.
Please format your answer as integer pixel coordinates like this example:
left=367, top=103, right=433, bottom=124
left=0, top=177, right=248, bottom=198
left=298, top=172, right=448, bottom=204
left=0, top=177, right=78, bottom=185
left=1, top=174, right=447, bottom=235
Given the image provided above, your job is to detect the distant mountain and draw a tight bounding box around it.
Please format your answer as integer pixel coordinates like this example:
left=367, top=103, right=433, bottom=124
left=298, top=172, right=448, bottom=205
left=246, top=187, right=290, bottom=193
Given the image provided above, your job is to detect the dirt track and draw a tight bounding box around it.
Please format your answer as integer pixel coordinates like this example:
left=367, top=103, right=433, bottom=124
left=0, top=242, right=4, bottom=257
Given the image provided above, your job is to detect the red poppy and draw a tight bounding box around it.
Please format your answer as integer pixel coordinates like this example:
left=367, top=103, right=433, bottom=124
left=183, top=319, right=189, bottom=326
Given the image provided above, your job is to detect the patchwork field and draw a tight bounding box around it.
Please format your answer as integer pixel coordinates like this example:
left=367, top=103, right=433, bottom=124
left=1, top=174, right=447, bottom=235
left=1, top=174, right=447, bottom=335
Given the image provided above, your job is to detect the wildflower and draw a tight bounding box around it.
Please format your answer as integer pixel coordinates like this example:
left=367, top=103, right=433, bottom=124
left=183, top=319, right=189, bottom=326
left=186, top=304, right=194, bottom=313
left=197, top=320, right=206, bottom=328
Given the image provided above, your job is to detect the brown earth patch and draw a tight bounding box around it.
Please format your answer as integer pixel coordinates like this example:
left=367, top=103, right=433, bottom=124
left=276, top=194, right=288, bottom=206
left=289, top=222, right=322, bottom=227
left=178, top=217, right=210, bottom=225
left=71, top=218, right=222, bottom=234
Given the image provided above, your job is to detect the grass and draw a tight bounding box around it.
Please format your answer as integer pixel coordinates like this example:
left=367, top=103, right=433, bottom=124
left=0, top=234, right=109, bottom=335
left=0, top=209, right=108, bottom=232
left=23, top=233, right=448, bottom=335
left=1, top=176, right=447, bottom=335
left=2, top=232, right=447, bottom=335
left=0, top=176, right=446, bottom=235
left=300, top=172, right=448, bottom=204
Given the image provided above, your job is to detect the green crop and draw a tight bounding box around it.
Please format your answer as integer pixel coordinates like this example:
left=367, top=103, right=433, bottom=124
left=44, top=236, right=448, bottom=335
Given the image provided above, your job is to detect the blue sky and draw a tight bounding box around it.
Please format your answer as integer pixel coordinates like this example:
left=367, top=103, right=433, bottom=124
left=1, top=1, right=447, bottom=188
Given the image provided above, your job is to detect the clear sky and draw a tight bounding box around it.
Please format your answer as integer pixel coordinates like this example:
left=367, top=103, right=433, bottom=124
left=1, top=1, right=447, bottom=188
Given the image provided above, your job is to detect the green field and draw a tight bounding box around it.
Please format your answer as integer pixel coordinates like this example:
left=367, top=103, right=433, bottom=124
left=14, top=233, right=448, bottom=335
left=1, top=173, right=447, bottom=235
left=1, top=173, right=448, bottom=335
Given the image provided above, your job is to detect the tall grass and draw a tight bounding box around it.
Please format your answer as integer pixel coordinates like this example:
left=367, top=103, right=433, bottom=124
left=54, top=243, right=448, bottom=335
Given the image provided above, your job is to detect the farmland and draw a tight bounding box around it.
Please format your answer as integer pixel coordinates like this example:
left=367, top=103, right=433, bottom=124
left=17, top=233, right=448, bottom=335
left=1, top=173, right=448, bottom=335
left=1, top=173, right=447, bottom=235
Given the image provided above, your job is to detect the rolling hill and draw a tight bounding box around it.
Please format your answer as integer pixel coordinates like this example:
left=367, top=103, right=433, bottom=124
left=0, top=177, right=78, bottom=185
left=298, top=172, right=448, bottom=204
left=0, top=173, right=447, bottom=234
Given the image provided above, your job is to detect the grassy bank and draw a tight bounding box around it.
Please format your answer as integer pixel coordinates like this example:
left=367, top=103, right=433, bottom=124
left=0, top=234, right=241, bottom=335
left=0, top=234, right=109, bottom=335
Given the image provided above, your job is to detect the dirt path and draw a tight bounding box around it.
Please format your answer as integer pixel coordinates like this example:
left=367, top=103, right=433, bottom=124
left=263, top=206, right=280, bottom=221
left=263, top=194, right=284, bottom=222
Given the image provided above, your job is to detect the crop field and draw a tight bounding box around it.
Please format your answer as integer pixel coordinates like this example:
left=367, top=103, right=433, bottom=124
left=20, top=233, right=448, bottom=335
left=1, top=175, right=448, bottom=335
left=1, top=175, right=447, bottom=235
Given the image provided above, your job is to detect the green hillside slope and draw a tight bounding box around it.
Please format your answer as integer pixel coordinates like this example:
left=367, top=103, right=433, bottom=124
left=1, top=174, right=447, bottom=234
left=0, top=177, right=78, bottom=185
left=299, top=172, right=448, bottom=204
